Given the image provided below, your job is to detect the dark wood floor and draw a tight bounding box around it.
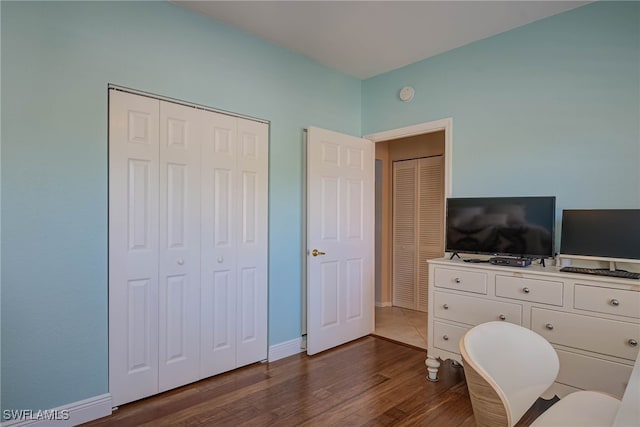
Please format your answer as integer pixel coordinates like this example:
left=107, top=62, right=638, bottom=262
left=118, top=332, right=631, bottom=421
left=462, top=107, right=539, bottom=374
left=83, top=336, right=555, bottom=426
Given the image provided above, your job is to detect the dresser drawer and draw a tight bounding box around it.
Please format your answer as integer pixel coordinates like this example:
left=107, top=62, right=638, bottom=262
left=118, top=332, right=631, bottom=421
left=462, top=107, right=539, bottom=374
left=555, top=349, right=632, bottom=398
left=433, top=321, right=468, bottom=354
left=531, top=308, right=640, bottom=360
left=495, top=275, right=563, bottom=306
left=574, top=284, right=640, bottom=319
left=434, top=291, right=522, bottom=326
left=434, top=267, right=487, bottom=294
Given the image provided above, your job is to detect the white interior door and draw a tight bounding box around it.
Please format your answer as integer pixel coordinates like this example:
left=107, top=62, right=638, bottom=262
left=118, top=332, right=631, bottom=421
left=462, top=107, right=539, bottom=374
left=306, top=126, right=374, bottom=355
left=109, top=91, right=160, bottom=406
left=158, top=101, right=202, bottom=392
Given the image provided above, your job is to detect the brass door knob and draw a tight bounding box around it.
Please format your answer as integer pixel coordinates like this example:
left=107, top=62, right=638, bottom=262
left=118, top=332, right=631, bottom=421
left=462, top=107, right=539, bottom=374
left=311, top=249, right=326, bottom=257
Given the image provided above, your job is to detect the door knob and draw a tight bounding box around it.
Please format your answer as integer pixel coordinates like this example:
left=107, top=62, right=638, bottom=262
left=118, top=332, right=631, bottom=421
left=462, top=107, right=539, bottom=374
left=311, top=249, right=326, bottom=257
left=177, top=258, right=184, bottom=265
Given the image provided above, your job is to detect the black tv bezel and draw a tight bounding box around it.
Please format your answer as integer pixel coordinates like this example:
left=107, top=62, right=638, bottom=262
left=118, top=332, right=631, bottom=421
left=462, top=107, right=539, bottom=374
left=445, top=196, right=556, bottom=259
left=560, top=209, right=640, bottom=262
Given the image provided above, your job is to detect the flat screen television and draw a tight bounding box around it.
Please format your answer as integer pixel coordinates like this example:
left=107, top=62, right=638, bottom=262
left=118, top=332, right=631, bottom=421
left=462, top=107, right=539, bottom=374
left=560, top=209, right=640, bottom=261
left=446, top=196, right=556, bottom=259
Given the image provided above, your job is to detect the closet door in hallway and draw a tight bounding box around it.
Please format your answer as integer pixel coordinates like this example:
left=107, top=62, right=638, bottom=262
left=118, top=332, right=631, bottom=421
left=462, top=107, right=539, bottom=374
left=392, top=156, right=444, bottom=312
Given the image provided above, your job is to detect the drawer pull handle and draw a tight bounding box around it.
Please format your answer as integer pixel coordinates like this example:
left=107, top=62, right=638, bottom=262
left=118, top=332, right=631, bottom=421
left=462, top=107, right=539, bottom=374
left=499, top=314, right=506, bottom=321
left=523, top=287, right=530, bottom=294
left=443, top=304, right=449, bottom=310
left=443, top=335, right=449, bottom=341
left=545, top=323, right=554, bottom=330
left=454, top=278, right=461, bottom=284
left=629, top=339, right=638, bottom=347
left=610, top=299, right=620, bottom=306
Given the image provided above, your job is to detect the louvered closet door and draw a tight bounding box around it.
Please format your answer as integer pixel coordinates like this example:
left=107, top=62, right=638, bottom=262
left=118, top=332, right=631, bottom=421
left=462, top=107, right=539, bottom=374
left=417, top=156, right=444, bottom=312
left=158, top=101, right=202, bottom=392
left=109, top=91, right=160, bottom=406
left=393, top=160, right=417, bottom=309
left=392, top=157, right=444, bottom=312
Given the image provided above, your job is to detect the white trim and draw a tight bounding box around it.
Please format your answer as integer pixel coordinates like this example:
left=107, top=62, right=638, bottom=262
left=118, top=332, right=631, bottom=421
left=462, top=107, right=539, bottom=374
left=268, top=337, right=305, bottom=362
left=376, top=302, right=392, bottom=307
left=1, top=394, right=112, bottom=427
left=301, top=131, right=308, bottom=336
left=364, top=117, right=453, bottom=199
left=365, top=118, right=454, bottom=305
left=108, top=84, right=269, bottom=124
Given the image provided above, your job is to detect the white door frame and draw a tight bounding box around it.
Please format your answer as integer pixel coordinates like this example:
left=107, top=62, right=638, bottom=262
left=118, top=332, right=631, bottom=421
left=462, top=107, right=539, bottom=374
left=364, top=118, right=452, bottom=199
left=364, top=118, right=453, bottom=308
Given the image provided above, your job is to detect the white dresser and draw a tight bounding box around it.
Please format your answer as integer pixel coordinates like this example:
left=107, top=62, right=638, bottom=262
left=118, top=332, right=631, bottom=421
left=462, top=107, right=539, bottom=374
left=426, top=258, right=640, bottom=398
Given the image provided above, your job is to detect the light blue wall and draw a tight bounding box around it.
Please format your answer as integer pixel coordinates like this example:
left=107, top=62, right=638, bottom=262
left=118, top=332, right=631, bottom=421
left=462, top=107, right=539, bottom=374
left=2, top=0, right=639, bottom=417
left=0, top=1, right=360, bottom=413
left=363, top=1, right=640, bottom=212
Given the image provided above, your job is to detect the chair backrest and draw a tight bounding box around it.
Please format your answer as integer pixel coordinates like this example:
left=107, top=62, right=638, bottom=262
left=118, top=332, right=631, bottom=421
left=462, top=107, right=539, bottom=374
left=460, top=321, right=560, bottom=427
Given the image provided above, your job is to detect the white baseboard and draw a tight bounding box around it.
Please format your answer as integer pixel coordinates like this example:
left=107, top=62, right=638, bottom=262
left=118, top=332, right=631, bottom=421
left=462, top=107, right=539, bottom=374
left=376, top=302, right=392, bottom=307
left=268, top=337, right=305, bottom=362
left=1, top=393, right=112, bottom=427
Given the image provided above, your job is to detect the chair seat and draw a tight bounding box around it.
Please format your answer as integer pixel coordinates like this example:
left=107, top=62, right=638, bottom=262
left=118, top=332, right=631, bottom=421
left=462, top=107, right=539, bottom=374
left=531, top=391, right=621, bottom=427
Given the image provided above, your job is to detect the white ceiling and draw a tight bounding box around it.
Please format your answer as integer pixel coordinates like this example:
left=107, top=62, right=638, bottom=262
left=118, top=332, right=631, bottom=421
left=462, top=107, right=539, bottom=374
left=175, top=1, right=590, bottom=79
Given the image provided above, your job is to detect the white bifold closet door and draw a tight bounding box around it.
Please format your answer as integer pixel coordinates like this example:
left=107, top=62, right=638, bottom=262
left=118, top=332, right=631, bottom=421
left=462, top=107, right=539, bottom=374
left=199, top=112, right=269, bottom=377
left=392, top=156, right=444, bottom=312
left=109, top=90, right=268, bottom=407
left=158, top=100, right=202, bottom=392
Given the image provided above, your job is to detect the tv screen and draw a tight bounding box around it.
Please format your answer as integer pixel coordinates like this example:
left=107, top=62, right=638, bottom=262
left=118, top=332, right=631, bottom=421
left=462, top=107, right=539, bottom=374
left=560, top=209, right=640, bottom=261
left=446, top=196, right=556, bottom=258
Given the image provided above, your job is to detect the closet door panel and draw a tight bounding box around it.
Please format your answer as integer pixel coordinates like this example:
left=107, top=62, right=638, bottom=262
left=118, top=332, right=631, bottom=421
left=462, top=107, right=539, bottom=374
left=392, top=160, right=417, bottom=310
left=236, top=120, right=268, bottom=366
left=417, top=156, right=444, bottom=312
left=109, top=91, right=160, bottom=406
left=158, top=101, right=202, bottom=391
left=200, top=111, right=238, bottom=376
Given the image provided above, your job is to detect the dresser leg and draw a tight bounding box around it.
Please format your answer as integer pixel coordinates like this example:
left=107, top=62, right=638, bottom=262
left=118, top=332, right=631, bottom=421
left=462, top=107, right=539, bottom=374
left=425, top=355, right=440, bottom=382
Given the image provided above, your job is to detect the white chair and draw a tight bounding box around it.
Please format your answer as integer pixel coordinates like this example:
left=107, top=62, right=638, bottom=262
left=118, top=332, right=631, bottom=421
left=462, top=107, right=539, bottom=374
left=460, top=321, right=621, bottom=427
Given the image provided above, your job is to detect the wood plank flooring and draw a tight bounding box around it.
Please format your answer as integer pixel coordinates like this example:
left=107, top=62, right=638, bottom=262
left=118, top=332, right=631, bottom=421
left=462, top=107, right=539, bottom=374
left=84, top=336, right=555, bottom=426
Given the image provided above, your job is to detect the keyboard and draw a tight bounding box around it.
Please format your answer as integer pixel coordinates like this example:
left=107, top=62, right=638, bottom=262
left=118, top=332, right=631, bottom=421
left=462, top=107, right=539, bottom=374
left=560, top=266, right=640, bottom=280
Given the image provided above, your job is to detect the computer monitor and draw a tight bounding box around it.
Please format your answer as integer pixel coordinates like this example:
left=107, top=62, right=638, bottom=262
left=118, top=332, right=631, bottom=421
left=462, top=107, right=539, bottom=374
left=560, top=209, right=640, bottom=261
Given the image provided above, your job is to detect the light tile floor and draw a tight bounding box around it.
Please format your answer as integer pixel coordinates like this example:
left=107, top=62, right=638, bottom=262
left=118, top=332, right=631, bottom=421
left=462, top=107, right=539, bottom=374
left=373, top=306, right=427, bottom=349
